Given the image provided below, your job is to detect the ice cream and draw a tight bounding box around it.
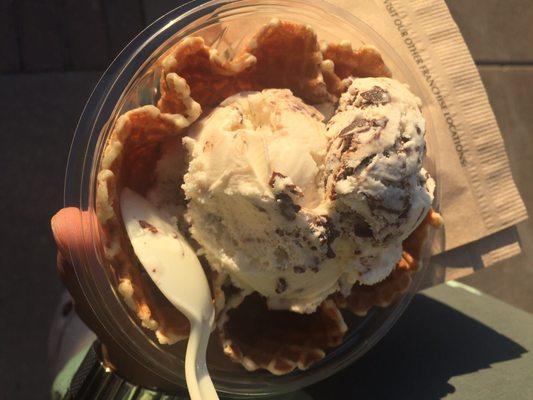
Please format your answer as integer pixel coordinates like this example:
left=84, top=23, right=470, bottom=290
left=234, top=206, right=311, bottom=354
left=324, top=77, right=434, bottom=285
left=182, top=80, right=433, bottom=314
left=183, top=89, right=339, bottom=313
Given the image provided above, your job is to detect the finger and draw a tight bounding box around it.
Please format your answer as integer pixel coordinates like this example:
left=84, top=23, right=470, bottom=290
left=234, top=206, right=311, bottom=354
left=56, top=251, right=68, bottom=285
left=51, top=208, right=103, bottom=332
left=51, top=207, right=99, bottom=265
left=51, top=208, right=94, bottom=299
left=55, top=251, right=100, bottom=326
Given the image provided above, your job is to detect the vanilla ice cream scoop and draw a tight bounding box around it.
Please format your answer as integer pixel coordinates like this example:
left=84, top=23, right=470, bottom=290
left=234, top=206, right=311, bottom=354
left=183, top=89, right=345, bottom=313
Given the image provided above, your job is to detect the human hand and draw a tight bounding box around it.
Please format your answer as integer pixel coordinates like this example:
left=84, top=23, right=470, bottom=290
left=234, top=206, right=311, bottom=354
left=51, top=207, right=179, bottom=392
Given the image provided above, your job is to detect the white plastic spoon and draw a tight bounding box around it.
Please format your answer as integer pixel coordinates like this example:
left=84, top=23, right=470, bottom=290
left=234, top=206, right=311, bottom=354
left=121, top=188, right=218, bottom=400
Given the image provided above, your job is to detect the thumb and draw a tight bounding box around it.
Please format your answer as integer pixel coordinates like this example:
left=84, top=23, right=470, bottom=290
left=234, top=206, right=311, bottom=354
left=51, top=207, right=99, bottom=266
left=50, top=207, right=101, bottom=326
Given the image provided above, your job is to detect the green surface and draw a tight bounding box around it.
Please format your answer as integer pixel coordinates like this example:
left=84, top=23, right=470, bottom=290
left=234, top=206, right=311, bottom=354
left=305, top=282, right=533, bottom=399
left=425, top=282, right=533, bottom=399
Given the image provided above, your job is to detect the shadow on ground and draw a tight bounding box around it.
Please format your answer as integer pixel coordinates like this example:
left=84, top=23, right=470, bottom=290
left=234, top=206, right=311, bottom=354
left=304, top=293, right=526, bottom=400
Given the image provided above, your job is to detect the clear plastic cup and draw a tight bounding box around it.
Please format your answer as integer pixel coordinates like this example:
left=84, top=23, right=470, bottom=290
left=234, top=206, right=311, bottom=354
left=65, top=0, right=440, bottom=397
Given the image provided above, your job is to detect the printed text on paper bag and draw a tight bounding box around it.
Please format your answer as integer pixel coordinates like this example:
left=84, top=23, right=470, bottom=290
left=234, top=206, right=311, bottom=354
left=383, top=0, right=467, bottom=166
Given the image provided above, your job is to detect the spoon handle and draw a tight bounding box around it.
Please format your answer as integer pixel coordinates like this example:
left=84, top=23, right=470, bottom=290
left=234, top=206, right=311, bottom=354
left=185, top=321, right=219, bottom=400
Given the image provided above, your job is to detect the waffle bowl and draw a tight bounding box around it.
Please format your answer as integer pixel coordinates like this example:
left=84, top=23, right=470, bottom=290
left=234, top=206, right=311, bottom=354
left=65, top=0, right=442, bottom=396
left=96, top=103, right=199, bottom=344
left=219, top=294, right=347, bottom=375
